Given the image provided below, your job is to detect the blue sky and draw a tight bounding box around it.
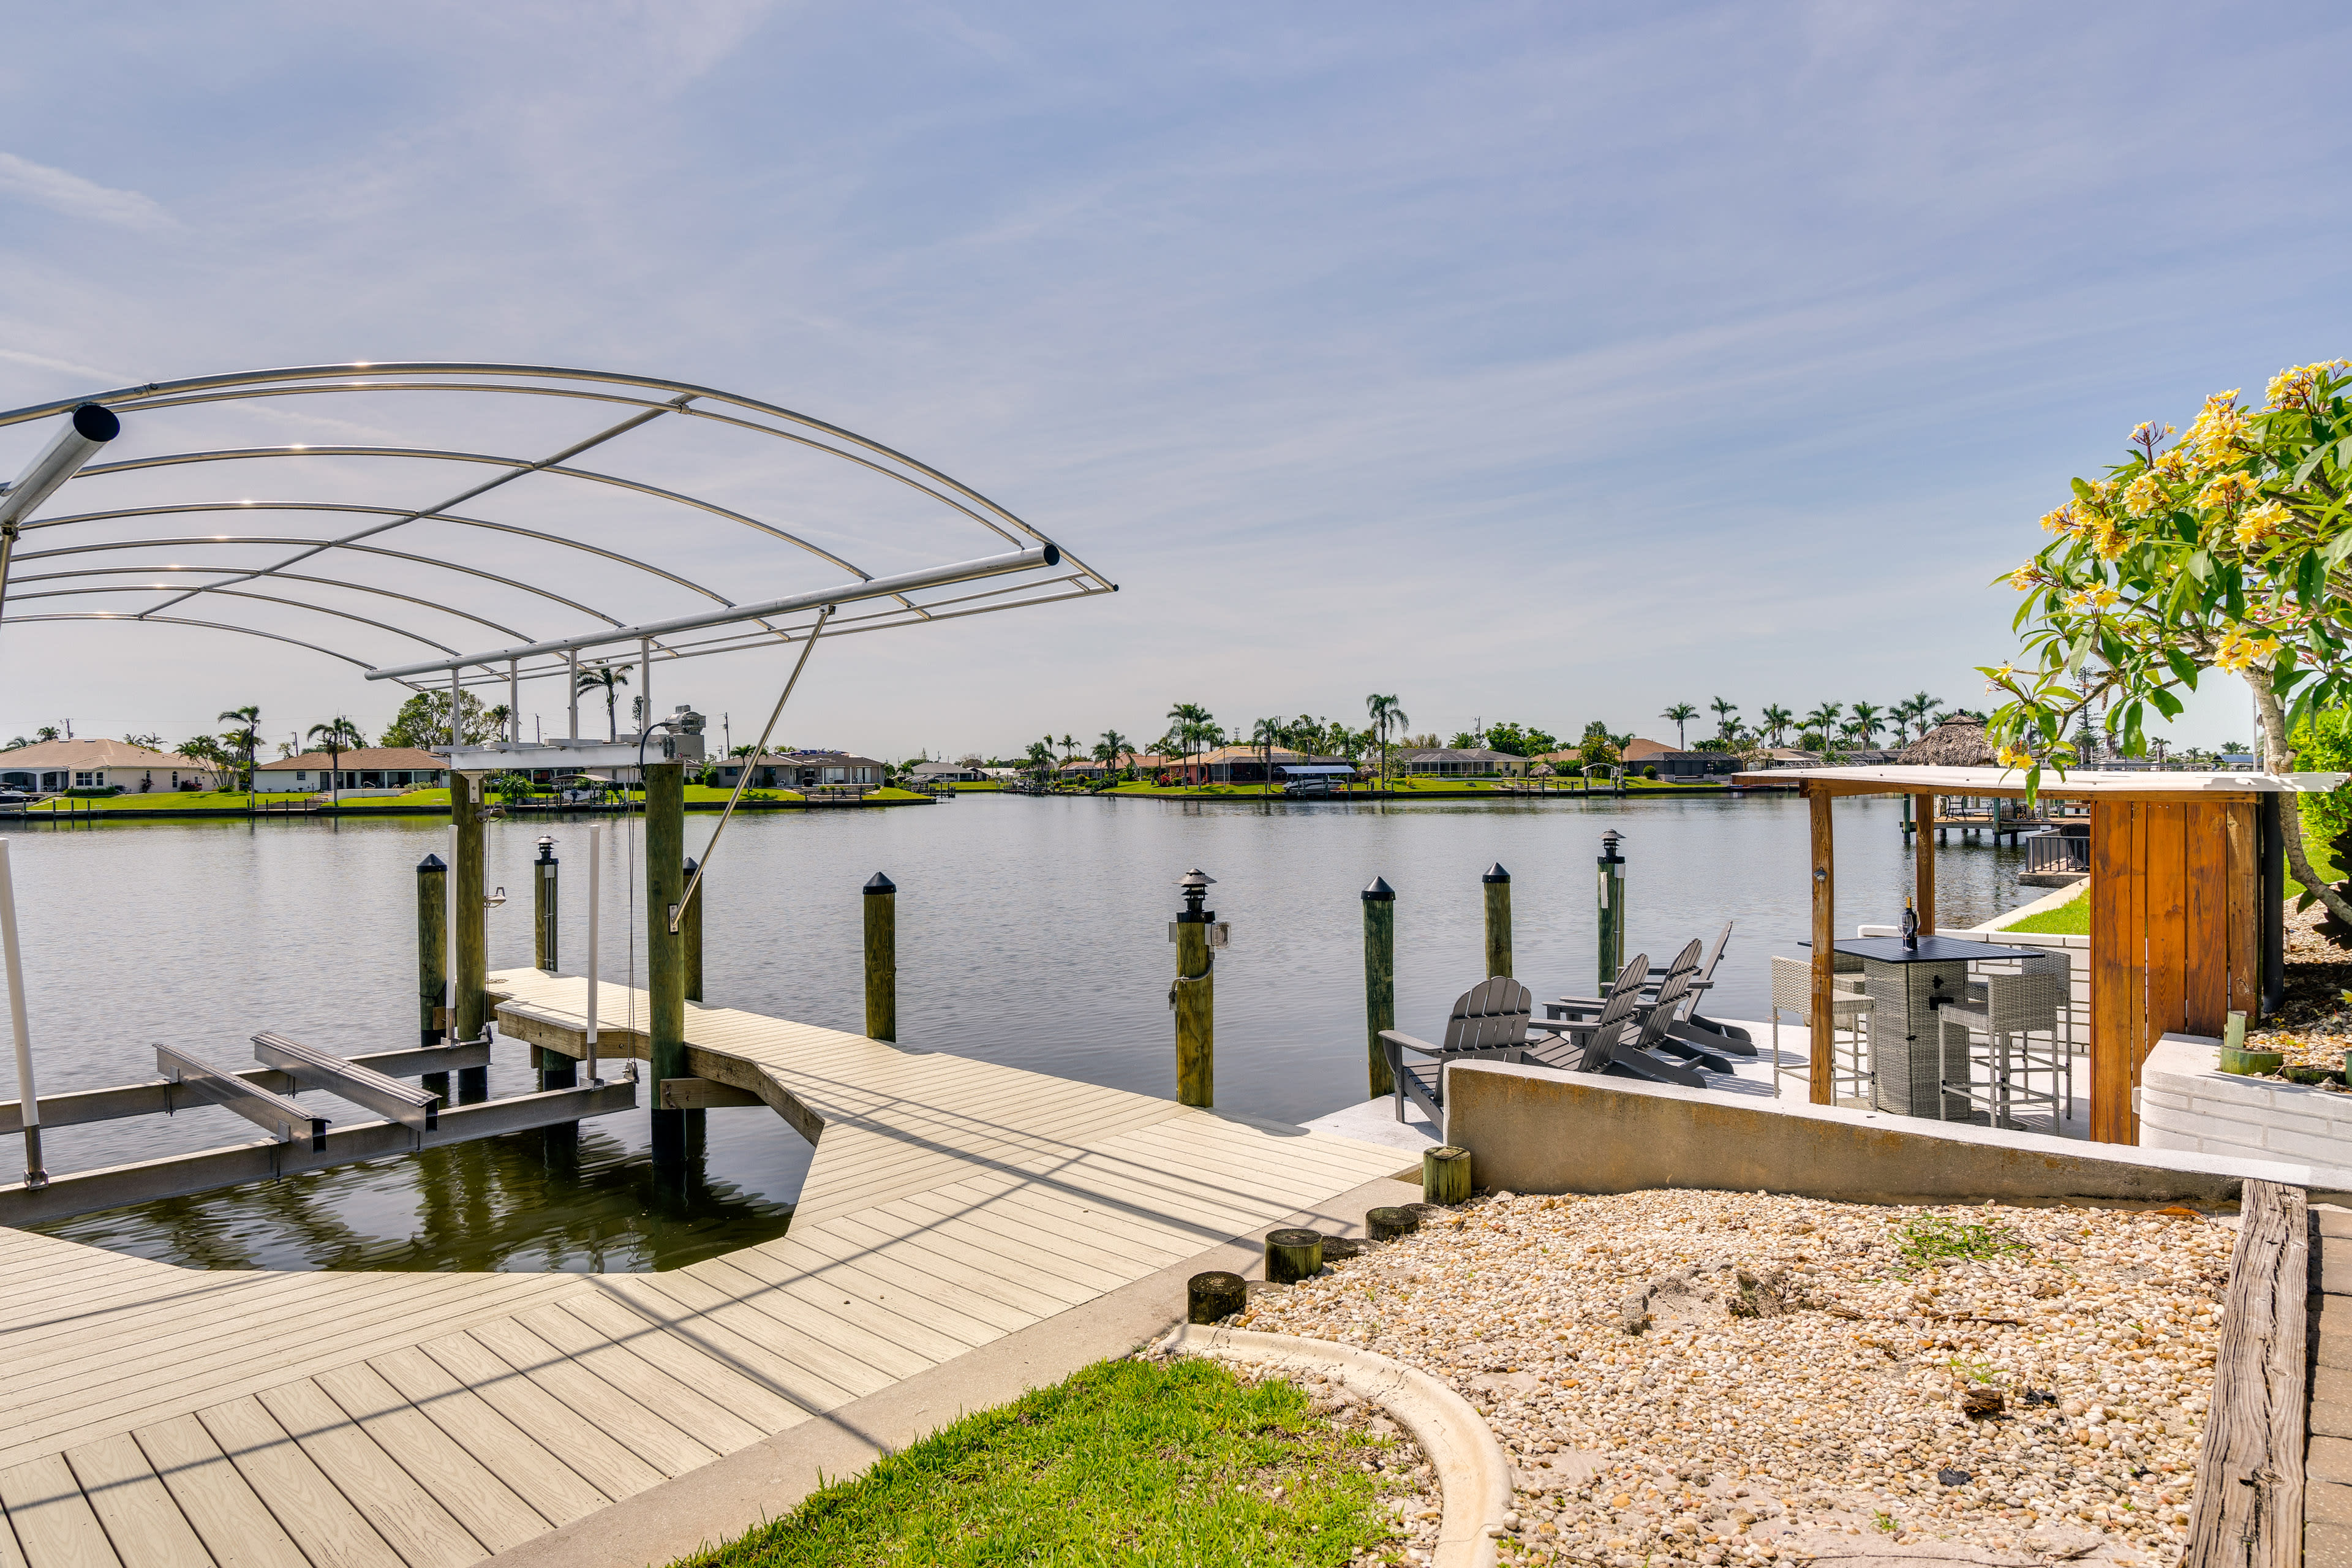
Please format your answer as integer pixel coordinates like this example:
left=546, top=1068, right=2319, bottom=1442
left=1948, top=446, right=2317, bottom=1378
left=2, top=2, right=2343, bottom=758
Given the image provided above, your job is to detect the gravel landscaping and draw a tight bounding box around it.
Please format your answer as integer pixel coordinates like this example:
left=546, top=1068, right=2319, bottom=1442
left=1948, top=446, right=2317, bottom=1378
left=1233, top=1189, right=2233, bottom=1567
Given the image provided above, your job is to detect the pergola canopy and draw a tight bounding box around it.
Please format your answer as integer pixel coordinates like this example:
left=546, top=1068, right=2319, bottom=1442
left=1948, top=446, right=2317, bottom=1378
left=1739, top=764, right=2335, bottom=799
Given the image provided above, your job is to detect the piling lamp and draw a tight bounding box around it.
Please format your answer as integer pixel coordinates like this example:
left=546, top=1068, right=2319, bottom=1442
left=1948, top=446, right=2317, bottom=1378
left=1177, top=868, right=1215, bottom=916
left=1599, top=829, right=1624, bottom=862
left=535, top=835, right=556, bottom=862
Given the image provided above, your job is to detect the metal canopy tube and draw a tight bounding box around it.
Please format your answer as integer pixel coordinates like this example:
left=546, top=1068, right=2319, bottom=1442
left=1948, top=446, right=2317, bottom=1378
left=364, top=544, right=1059, bottom=681
left=154, top=1043, right=328, bottom=1150
left=250, top=1031, right=440, bottom=1131
left=0, top=841, right=43, bottom=1187
left=0, top=403, right=119, bottom=614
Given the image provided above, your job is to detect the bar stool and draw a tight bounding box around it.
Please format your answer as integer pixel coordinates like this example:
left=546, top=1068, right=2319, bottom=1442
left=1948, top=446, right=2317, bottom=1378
left=1936, top=964, right=2065, bottom=1129
left=1770, top=954, right=1874, bottom=1103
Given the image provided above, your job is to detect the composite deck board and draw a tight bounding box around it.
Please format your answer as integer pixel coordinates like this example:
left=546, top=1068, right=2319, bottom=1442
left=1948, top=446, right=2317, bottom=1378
left=2, top=970, right=1407, bottom=1567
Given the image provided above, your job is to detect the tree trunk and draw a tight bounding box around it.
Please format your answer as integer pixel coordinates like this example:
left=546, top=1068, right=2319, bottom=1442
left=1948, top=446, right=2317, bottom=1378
left=2255, top=682, right=2352, bottom=930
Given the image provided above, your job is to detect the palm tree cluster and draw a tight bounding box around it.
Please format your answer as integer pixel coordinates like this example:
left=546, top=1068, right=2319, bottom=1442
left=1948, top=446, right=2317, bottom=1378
left=1656, top=691, right=1957, bottom=754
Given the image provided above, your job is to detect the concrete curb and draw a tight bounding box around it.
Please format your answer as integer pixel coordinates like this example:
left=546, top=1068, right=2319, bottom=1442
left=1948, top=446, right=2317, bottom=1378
left=1165, top=1322, right=1509, bottom=1568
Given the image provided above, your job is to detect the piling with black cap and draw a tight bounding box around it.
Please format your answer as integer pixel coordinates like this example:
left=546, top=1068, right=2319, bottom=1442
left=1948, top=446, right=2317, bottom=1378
left=864, top=872, right=896, bottom=1041
left=533, top=836, right=559, bottom=973
left=1188, top=1270, right=1248, bottom=1323
left=1264, top=1227, right=1325, bottom=1284
left=1362, top=876, right=1395, bottom=1098
left=1482, top=862, right=1512, bottom=979
left=1173, top=869, right=1215, bottom=1107
left=682, top=856, right=704, bottom=1004
left=1597, top=829, right=1626, bottom=989
left=415, top=853, right=449, bottom=1102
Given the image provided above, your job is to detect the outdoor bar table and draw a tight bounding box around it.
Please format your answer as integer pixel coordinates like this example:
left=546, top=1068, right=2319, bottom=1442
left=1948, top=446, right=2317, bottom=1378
left=1831, top=935, right=2042, bottom=1117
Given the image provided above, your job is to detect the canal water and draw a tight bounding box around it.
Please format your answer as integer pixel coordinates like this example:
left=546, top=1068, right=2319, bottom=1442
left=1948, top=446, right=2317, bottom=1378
left=1, top=791, right=2038, bottom=1271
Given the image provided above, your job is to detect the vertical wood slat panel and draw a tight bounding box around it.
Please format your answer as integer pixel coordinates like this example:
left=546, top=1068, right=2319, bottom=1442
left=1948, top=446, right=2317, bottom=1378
left=2225, top=802, right=2260, bottom=1019
left=2145, top=803, right=2190, bottom=1060
left=2089, top=800, right=2143, bottom=1144
left=2184, top=802, right=2230, bottom=1035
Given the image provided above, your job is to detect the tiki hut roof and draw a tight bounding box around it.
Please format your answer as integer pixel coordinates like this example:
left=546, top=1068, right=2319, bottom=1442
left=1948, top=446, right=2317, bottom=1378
left=1898, top=718, right=1997, bottom=767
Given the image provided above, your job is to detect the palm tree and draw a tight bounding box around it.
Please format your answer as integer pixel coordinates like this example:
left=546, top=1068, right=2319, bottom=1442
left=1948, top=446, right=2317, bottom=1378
left=1660, top=702, right=1699, bottom=749
left=1708, top=697, right=1740, bottom=741
left=1902, top=690, right=1943, bottom=741
left=1164, top=702, right=1211, bottom=782
left=1023, top=738, right=1054, bottom=783
left=1365, top=695, right=1408, bottom=787
left=217, top=705, right=260, bottom=799
left=1758, top=704, right=1795, bottom=747
left=1801, top=703, right=1842, bottom=748
left=1250, top=717, right=1283, bottom=795
left=1848, top=701, right=1886, bottom=747
left=484, top=703, right=514, bottom=744
left=306, top=716, right=367, bottom=808
left=575, top=665, right=628, bottom=742
left=1094, top=729, right=1131, bottom=785
left=1058, top=734, right=1077, bottom=766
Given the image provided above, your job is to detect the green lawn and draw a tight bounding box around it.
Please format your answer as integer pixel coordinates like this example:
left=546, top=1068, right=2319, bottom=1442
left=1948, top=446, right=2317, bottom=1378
left=673, top=1357, right=1397, bottom=1568
left=1997, top=885, right=2090, bottom=935
left=19, top=790, right=320, bottom=812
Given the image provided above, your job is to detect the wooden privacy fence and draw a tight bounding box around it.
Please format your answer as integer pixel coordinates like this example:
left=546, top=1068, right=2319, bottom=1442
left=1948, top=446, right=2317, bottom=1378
left=2089, top=798, right=2261, bottom=1144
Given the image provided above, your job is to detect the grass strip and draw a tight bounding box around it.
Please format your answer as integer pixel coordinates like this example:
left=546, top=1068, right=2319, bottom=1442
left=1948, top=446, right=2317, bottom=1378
left=674, top=1355, right=1400, bottom=1567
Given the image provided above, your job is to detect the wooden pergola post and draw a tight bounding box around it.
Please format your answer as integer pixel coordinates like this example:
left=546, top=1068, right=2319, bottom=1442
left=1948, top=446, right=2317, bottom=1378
left=1808, top=783, right=1834, bottom=1105
left=1914, top=792, right=1937, bottom=935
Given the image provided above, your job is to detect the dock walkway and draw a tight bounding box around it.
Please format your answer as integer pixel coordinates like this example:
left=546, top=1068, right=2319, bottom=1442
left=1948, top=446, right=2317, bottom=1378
left=0, top=969, right=1406, bottom=1567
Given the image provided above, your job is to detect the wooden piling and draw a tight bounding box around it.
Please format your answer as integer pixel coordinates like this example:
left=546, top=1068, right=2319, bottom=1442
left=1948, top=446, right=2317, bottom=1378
left=1596, top=831, right=1625, bottom=988
left=1482, top=862, right=1512, bottom=978
left=1175, top=918, right=1212, bottom=1107
left=1264, top=1227, right=1324, bottom=1284
left=532, top=839, right=558, bottom=973
left=415, top=853, right=448, bottom=1104
left=1808, top=783, right=1836, bottom=1106
left=1362, top=876, right=1395, bottom=1098
left=450, top=772, right=489, bottom=1099
left=1422, top=1145, right=1471, bottom=1205
left=1188, top=1270, right=1247, bottom=1323
left=864, top=872, right=897, bottom=1042
left=1366, top=1205, right=1419, bottom=1241
left=645, top=761, right=692, bottom=1160
left=681, top=856, right=703, bottom=1005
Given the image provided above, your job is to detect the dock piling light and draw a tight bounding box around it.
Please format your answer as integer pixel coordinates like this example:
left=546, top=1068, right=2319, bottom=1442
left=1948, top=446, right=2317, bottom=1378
left=533, top=837, right=559, bottom=974
left=864, top=872, right=897, bottom=1042
left=1596, top=831, right=1626, bottom=988
left=1172, top=869, right=1216, bottom=1107
left=0, top=841, right=47, bottom=1189
left=1482, top=861, right=1512, bottom=979
left=1362, top=876, right=1395, bottom=1098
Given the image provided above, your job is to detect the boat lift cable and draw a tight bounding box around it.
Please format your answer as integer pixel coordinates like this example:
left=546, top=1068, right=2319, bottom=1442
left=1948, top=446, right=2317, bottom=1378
left=670, top=606, right=831, bottom=934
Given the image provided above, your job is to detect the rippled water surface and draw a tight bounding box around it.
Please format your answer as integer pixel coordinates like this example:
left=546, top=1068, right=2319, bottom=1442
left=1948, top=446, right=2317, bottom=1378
left=2, top=791, right=2039, bottom=1270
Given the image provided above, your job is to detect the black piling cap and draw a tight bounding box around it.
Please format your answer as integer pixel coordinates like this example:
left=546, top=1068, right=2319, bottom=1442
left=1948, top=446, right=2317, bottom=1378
left=417, top=853, right=447, bottom=873
left=1361, top=876, right=1395, bottom=902
left=684, top=857, right=699, bottom=875
left=1482, top=862, right=1510, bottom=884
left=865, top=872, right=897, bottom=895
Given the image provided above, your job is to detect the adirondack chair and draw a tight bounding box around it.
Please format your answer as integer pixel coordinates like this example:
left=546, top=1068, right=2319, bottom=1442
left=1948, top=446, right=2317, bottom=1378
left=1603, top=962, right=1718, bottom=1084
left=1523, top=956, right=1649, bottom=1072
left=1668, top=923, right=1754, bottom=1055
left=1381, top=976, right=1537, bottom=1126
left=1547, top=938, right=1728, bottom=1071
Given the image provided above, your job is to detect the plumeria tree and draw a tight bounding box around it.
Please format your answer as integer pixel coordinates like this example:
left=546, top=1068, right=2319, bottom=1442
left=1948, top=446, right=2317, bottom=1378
left=1987, top=360, right=2352, bottom=924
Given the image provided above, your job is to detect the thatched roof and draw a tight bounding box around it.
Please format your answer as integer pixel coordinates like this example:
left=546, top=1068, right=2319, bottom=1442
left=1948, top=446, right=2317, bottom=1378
left=1898, top=718, right=1996, bottom=767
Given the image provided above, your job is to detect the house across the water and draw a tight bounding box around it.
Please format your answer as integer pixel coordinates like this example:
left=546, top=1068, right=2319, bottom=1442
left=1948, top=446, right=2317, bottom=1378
left=0, top=738, right=231, bottom=794
left=252, top=747, right=450, bottom=794
left=712, top=750, right=889, bottom=789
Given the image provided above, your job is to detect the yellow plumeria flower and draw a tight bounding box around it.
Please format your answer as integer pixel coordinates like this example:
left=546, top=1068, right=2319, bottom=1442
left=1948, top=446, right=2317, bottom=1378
left=2122, top=472, right=2168, bottom=518
left=2197, top=471, right=2260, bottom=508
left=2214, top=627, right=2283, bottom=673
left=2235, top=499, right=2291, bottom=546
left=2007, top=564, right=2038, bottom=591
left=2066, top=584, right=2121, bottom=613
left=2038, top=504, right=2077, bottom=534
left=1996, top=743, right=2034, bottom=769
left=2091, top=521, right=2127, bottom=560
left=2154, top=447, right=2192, bottom=480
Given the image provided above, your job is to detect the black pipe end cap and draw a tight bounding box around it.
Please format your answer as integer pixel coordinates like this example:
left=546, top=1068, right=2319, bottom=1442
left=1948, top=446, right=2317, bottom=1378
left=1040, top=543, right=1061, bottom=567
left=865, top=872, right=896, bottom=894
left=1483, top=861, right=1510, bottom=883
left=71, top=403, right=119, bottom=442
left=1362, top=876, right=1394, bottom=902
left=417, top=853, right=447, bottom=872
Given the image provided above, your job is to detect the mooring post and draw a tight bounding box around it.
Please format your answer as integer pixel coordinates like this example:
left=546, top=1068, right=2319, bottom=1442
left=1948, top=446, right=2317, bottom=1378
left=415, top=852, right=448, bottom=1104
left=1362, top=876, right=1395, bottom=1098
left=533, top=835, right=558, bottom=973
left=681, top=856, right=704, bottom=1005
left=646, top=760, right=692, bottom=1161
left=1482, top=861, right=1512, bottom=978
left=1173, top=868, right=1215, bottom=1107
left=1596, top=829, right=1626, bottom=987
left=864, top=872, right=897, bottom=1042
left=450, top=771, right=489, bottom=1101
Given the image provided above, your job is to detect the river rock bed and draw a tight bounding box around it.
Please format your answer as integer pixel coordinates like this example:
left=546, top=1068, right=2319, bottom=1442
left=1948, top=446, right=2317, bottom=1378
left=1234, top=1189, right=2231, bottom=1567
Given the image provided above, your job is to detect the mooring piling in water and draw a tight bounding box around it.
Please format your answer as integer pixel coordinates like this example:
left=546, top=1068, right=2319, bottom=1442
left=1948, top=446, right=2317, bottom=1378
left=864, top=872, right=897, bottom=1042
left=1482, top=861, right=1512, bottom=978
left=584, top=823, right=601, bottom=1084
left=682, top=856, right=703, bottom=1005
left=1361, top=876, right=1394, bottom=1098
left=1172, top=868, right=1215, bottom=1107
left=416, top=852, right=449, bottom=1104
left=450, top=772, right=490, bottom=1101
left=533, top=836, right=558, bottom=973
left=646, top=760, right=692, bottom=1161
left=1597, top=829, right=1626, bottom=988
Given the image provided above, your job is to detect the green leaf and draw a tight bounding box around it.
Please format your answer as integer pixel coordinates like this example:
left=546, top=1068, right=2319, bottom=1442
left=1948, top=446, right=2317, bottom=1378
left=2301, top=551, right=2326, bottom=607
left=2326, top=532, right=2352, bottom=570
left=2148, top=687, right=2184, bottom=720
left=2163, top=647, right=2201, bottom=688
left=2186, top=549, right=2213, bottom=582
left=2071, top=477, right=2096, bottom=503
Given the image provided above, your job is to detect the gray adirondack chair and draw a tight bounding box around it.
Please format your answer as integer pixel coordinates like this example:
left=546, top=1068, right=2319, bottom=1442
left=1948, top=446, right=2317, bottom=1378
left=1524, top=956, right=1649, bottom=1072
left=1668, top=923, right=1754, bottom=1055
left=1381, top=977, right=1536, bottom=1125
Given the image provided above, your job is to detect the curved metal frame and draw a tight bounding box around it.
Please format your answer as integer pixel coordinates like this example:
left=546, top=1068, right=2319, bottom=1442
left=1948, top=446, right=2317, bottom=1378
left=0, top=362, right=1113, bottom=693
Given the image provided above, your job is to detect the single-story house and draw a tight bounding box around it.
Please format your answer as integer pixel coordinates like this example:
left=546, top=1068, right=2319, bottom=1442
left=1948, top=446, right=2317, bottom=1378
left=0, top=738, right=229, bottom=794
left=253, top=747, right=449, bottom=794
left=908, top=761, right=988, bottom=783
left=710, top=750, right=889, bottom=790
left=1175, top=745, right=1357, bottom=785
left=1395, top=747, right=1527, bottom=779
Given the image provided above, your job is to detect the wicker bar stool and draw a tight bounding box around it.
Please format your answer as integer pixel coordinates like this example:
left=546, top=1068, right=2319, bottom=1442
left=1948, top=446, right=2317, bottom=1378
left=1936, top=963, right=2065, bottom=1129
left=1770, top=954, right=1874, bottom=1103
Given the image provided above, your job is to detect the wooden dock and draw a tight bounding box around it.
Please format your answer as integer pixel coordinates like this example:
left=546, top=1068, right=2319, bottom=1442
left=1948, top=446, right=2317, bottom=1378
left=0, top=970, right=1406, bottom=1566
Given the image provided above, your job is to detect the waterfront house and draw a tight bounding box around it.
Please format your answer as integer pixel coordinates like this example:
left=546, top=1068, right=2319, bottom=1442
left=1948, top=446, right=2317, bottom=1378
left=1176, top=744, right=1357, bottom=785
left=908, top=760, right=988, bottom=784
left=253, top=747, right=449, bottom=794
left=1395, top=747, right=1526, bottom=779
left=710, top=750, right=889, bottom=790
left=0, top=738, right=228, bottom=793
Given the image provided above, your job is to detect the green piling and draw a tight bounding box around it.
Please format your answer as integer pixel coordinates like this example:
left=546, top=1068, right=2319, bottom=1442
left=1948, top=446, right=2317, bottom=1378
left=415, top=853, right=449, bottom=1104
left=646, top=761, right=692, bottom=1161
left=1597, top=829, right=1626, bottom=987
left=1362, top=876, right=1395, bottom=1098
left=1174, top=869, right=1215, bottom=1107
left=864, top=872, right=897, bottom=1042
left=1482, top=862, right=1512, bottom=978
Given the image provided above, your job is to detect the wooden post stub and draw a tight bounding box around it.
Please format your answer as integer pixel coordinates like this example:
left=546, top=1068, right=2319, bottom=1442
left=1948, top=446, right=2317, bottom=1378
left=1363, top=877, right=1395, bottom=1098
left=1188, top=1270, right=1248, bottom=1323
left=1321, top=1236, right=1367, bottom=1263
left=1366, top=1205, right=1419, bottom=1242
left=1423, top=1144, right=1472, bottom=1205
left=864, top=872, right=897, bottom=1042
left=1482, top=862, right=1512, bottom=979
left=1264, top=1227, right=1324, bottom=1284
left=680, top=857, right=703, bottom=1005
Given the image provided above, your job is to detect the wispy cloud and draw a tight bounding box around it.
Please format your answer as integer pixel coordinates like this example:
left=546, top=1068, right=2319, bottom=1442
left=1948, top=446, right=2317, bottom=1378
left=0, top=151, right=174, bottom=231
